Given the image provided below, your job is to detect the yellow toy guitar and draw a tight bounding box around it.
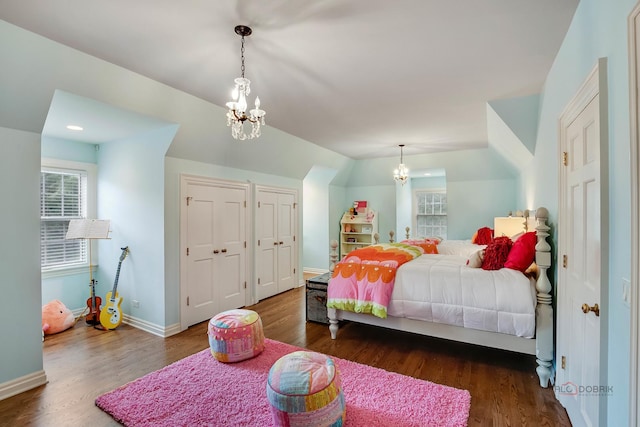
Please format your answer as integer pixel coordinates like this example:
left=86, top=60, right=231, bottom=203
left=100, top=246, right=129, bottom=330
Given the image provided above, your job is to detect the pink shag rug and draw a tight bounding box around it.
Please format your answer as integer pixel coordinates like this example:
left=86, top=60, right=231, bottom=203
left=96, top=338, right=470, bottom=426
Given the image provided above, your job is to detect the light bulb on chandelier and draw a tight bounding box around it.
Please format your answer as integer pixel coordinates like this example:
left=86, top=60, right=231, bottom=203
left=226, top=25, right=266, bottom=140
left=393, top=144, right=409, bottom=185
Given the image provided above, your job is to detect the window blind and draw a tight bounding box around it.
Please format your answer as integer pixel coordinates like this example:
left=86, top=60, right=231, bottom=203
left=41, top=169, right=87, bottom=269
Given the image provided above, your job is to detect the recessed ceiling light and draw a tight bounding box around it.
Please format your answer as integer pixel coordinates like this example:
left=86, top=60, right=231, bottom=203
left=66, top=125, right=83, bottom=131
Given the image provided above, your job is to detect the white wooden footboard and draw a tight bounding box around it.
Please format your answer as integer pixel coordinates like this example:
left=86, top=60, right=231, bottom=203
left=328, top=206, right=555, bottom=388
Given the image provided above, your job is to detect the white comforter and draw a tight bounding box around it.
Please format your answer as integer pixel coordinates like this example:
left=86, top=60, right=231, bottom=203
left=387, top=253, right=537, bottom=338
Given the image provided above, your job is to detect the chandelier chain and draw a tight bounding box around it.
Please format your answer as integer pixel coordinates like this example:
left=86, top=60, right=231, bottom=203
left=240, top=36, right=246, bottom=78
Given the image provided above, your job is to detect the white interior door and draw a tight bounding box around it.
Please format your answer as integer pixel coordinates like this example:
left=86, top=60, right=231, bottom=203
left=557, top=63, right=605, bottom=427
left=276, top=192, right=296, bottom=293
left=256, top=187, right=297, bottom=301
left=185, top=183, right=218, bottom=327
left=181, top=177, right=248, bottom=328
left=216, top=187, right=247, bottom=311
left=257, top=191, right=278, bottom=300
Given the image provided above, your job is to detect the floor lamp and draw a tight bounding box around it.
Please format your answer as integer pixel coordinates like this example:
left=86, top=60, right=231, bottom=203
left=66, top=219, right=111, bottom=325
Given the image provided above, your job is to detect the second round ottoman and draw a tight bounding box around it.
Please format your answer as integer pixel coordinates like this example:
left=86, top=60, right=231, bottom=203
left=266, top=350, right=346, bottom=427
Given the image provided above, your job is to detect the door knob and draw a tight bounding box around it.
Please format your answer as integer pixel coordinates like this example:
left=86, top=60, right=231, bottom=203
left=279, top=241, right=284, bottom=245
left=581, top=303, right=599, bottom=317
left=221, top=248, right=227, bottom=253
left=213, top=249, right=219, bottom=254
left=273, top=242, right=278, bottom=246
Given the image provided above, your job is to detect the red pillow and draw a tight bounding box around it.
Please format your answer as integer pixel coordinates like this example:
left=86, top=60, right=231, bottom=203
left=474, top=227, right=494, bottom=245
left=481, top=236, right=513, bottom=270
left=504, top=232, right=537, bottom=272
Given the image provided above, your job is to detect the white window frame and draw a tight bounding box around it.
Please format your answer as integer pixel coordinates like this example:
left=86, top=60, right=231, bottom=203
left=41, top=158, right=97, bottom=278
left=412, top=188, right=447, bottom=239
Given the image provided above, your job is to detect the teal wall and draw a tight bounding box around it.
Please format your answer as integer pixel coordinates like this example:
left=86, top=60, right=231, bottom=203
left=328, top=185, right=347, bottom=252
left=0, top=127, right=42, bottom=384
left=447, top=179, right=517, bottom=239
left=95, top=126, right=175, bottom=328
left=41, top=136, right=98, bottom=163
left=303, top=166, right=338, bottom=271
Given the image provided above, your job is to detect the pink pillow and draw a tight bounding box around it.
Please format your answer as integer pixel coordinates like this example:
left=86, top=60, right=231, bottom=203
left=401, top=239, right=439, bottom=254
left=504, top=232, right=537, bottom=272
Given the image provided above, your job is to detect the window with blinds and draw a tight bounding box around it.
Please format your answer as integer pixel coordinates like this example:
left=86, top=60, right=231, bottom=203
left=415, top=190, right=448, bottom=239
left=41, top=168, right=88, bottom=270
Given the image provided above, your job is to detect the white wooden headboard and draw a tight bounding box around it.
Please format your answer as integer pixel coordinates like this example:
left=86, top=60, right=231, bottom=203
left=494, top=216, right=537, bottom=238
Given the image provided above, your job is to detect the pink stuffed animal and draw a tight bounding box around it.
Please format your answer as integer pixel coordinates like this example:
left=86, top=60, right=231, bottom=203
left=42, top=300, right=75, bottom=335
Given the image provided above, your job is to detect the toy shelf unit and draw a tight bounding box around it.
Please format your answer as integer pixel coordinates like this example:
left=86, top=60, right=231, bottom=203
left=340, top=210, right=378, bottom=258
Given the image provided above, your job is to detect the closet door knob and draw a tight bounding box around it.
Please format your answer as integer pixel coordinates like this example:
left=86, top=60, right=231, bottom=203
left=221, top=248, right=227, bottom=253
left=213, top=249, right=220, bottom=254
left=581, top=303, right=599, bottom=317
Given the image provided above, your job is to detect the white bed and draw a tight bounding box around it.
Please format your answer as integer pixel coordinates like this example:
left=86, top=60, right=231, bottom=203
left=388, top=252, right=537, bottom=338
left=327, top=208, right=554, bottom=388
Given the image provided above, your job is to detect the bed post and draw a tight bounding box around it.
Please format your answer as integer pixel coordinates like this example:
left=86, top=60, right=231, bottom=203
left=329, top=239, right=339, bottom=272
left=328, top=240, right=340, bottom=339
left=534, top=207, right=554, bottom=388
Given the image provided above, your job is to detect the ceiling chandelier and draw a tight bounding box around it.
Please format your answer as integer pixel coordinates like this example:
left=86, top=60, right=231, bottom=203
left=393, top=144, right=409, bottom=185
left=226, top=25, right=265, bottom=140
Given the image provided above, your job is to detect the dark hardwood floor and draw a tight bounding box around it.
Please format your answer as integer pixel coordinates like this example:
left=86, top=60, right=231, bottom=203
left=0, top=284, right=571, bottom=426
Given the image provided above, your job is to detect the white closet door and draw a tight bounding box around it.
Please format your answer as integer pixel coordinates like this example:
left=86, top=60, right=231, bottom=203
left=257, top=191, right=278, bottom=300
left=256, top=187, right=298, bottom=301
left=181, top=177, right=248, bottom=328
left=216, top=186, right=247, bottom=312
left=276, top=192, right=296, bottom=293
left=185, top=183, right=218, bottom=327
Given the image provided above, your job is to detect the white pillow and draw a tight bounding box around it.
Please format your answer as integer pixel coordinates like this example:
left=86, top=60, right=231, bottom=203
left=510, top=231, right=524, bottom=242
left=466, top=249, right=485, bottom=268
left=438, top=240, right=487, bottom=258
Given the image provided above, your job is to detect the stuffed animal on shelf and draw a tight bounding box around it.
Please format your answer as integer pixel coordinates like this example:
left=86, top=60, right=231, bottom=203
left=366, top=210, right=375, bottom=222
left=42, top=299, right=75, bottom=336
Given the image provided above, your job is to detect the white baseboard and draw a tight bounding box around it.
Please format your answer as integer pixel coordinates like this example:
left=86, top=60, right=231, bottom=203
left=304, top=268, right=329, bottom=275
left=122, top=314, right=182, bottom=338
left=0, top=370, right=47, bottom=401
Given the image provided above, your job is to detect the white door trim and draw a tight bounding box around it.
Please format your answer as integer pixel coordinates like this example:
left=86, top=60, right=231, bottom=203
left=627, top=3, right=640, bottom=426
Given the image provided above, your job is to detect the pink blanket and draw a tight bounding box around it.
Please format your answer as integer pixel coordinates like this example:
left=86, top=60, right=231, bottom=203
left=327, top=243, right=422, bottom=318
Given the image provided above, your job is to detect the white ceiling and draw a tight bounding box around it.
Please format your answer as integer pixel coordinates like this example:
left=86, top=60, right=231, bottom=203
left=0, top=0, right=578, bottom=160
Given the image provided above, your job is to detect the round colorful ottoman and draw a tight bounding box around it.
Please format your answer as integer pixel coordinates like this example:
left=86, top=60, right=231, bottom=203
left=267, top=351, right=346, bottom=427
left=207, top=309, right=265, bottom=363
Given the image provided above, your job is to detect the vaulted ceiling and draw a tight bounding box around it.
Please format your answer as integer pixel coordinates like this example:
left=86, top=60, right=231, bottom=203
left=0, top=0, right=578, bottom=159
